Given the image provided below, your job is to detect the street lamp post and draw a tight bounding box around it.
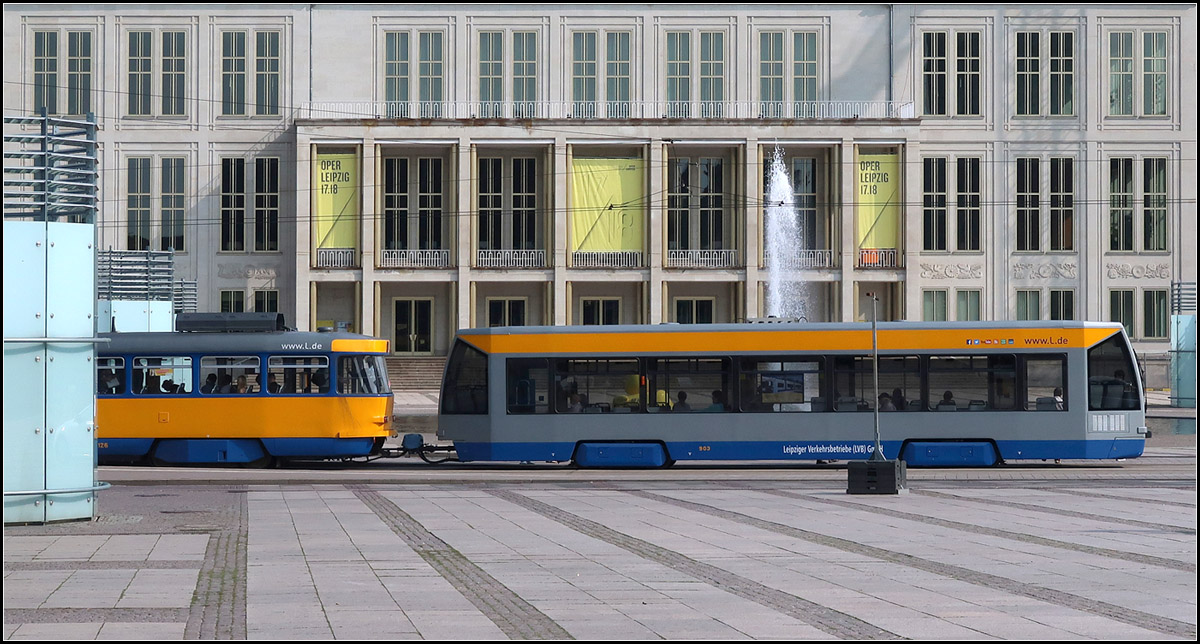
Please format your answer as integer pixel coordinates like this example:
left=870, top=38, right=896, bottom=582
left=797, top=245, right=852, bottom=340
left=869, top=292, right=885, bottom=461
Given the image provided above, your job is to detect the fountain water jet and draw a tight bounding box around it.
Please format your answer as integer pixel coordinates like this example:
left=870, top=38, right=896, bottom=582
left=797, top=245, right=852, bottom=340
left=763, top=147, right=815, bottom=320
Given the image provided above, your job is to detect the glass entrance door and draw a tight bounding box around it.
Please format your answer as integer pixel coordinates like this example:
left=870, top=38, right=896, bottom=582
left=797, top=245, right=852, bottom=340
left=393, top=298, right=433, bottom=355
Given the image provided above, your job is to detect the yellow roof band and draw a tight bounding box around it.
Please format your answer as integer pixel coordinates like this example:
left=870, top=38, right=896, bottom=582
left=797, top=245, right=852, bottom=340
left=462, top=327, right=1120, bottom=355
left=331, top=338, right=390, bottom=353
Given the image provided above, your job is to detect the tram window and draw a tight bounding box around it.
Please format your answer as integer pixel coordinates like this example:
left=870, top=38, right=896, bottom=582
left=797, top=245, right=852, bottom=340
left=737, top=358, right=822, bottom=412
left=1087, top=334, right=1140, bottom=410
left=832, top=356, right=920, bottom=412
left=338, top=355, right=392, bottom=395
left=555, top=358, right=640, bottom=412
left=508, top=358, right=550, bottom=414
left=441, top=341, right=488, bottom=414
left=646, top=358, right=731, bottom=413
left=97, top=357, right=125, bottom=395
left=200, top=356, right=261, bottom=394
left=926, top=355, right=1016, bottom=411
left=267, top=356, right=329, bottom=394
left=132, top=356, right=192, bottom=395
left=1025, top=356, right=1066, bottom=411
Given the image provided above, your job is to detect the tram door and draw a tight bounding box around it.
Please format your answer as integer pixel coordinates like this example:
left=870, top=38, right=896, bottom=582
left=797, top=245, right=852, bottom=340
left=393, top=298, right=433, bottom=355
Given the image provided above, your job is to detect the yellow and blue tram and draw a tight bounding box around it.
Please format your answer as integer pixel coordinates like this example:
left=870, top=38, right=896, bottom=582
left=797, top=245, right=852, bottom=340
left=96, top=315, right=393, bottom=465
left=438, top=321, right=1147, bottom=467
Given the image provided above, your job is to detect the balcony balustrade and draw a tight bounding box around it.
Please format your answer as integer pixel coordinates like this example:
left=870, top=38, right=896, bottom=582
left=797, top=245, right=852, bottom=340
left=666, top=249, right=738, bottom=268
left=572, top=251, right=642, bottom=268
left=475, top=249, right=546, bottom=269
left=315, top=247, right=357, bottom=269
left=300, top=100, right=916, bottom=121
left=762, top=249, right=835, bottom=269
left=857, top=248, right=900, bottom=269
left=380, top=248, right=450, bottom=268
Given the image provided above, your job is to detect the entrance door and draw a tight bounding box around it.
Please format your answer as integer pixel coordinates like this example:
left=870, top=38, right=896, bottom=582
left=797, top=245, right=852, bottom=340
left=393, top=298, right=433, bottom=355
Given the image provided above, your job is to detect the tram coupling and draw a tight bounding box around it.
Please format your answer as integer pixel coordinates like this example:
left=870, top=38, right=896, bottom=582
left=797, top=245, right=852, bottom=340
left=375, top=433, right=458, bottom=464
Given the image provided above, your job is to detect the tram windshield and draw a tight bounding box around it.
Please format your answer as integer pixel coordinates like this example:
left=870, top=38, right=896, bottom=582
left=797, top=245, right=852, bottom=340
left=1087, top=333, right=1141, bottom=410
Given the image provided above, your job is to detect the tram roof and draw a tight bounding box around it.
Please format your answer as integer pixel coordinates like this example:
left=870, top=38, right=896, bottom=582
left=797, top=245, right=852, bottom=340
left=99, top=330, right=389, bottom=355
left=454, top=320, right=1128, bottom=355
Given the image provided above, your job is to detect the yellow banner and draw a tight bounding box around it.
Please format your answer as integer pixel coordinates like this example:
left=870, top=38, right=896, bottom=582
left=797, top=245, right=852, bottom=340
left=856, top=152, right=899, bottom=249
left=570, top=158, right=644, bottom=251
left=315, top=153, right=358, bottom=249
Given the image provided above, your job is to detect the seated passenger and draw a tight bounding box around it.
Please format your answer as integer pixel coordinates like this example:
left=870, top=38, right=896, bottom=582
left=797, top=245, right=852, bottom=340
left=235, top=375, right=250, bottom=394
left=311, top=372, right=329, bottom=393
left=936, top=390, right=956, bottom=410
left=200, top=373, right=219, bottom=394
left=674, top=391, right=691, bottom=412
left=566, top=393, right=584, bottom=412
left=704, top=390, right=727, bottom=412
left=266, top=373, right=282, bottom=394
left=217, top=374, right=234, bottom=394
left=878, top=393, right=896, bottom=411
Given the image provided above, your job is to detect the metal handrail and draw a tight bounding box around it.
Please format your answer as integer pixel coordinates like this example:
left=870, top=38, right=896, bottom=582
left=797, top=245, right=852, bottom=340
left=4, top=482, right=112, bottom=497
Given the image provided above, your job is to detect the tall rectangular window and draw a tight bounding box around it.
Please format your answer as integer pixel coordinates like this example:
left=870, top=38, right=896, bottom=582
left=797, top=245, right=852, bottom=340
left=162, top=31, right=186, bottom=116
left=1049, top=32, right=1074, bottom=115
left=127, top=157, right=151, bottom=251
left=956, top=32, right=980, bottom=116
left=1016, top=32, right=1040, bottom=116
left=1144, top=289, right=1168, bottom=338
left=221, top=158, right=246, bottom=251
left=668, top=157, right=689, bottom=251
left=1110, top=289, right=1134, bottom=336
left=512, top=158, right=536, bottom=250
left=699, top=158, right=724, bottom=250
left=956, top=157, right=981, bottom=251
left=701, top=32, right=725, bottom=118
left=1109, top=158, right=1134, bottom=251
left=922, top=32, right=946, bottom=116
left=512, top=31, right=537, bottom=118
left=1109, top=31, right=1134, bottom=116
left=478, top=157, right=502, bottom=250
left=923, top=290, right=948, bottom=321
left=666, top=32, right=691, bottom=118
left=255, top=32, right=280, bottom=115
left=1017, top=289, right=1041, bottom=320
left=606, top=32, right=631, bottom=118
left=419, top=32, right=443, bottom=117
left=923, top=157, right=947, bottom=251
left=254, top=157, right=279, bottom=252
left=479, top=32, right=503, bottom=117
left=1016, top=158, right=1039, bottom=251
left=385, top=32, right=410, bottom=117
left=33, top=31, right=58, bottom=115
left=760, top=31, right=784, bottom=117
left=1050, top=289, right=1074, bottom=321
left=383, top=157, right=409, bottom=250
left=67, top=31, right=92, bottom=116
left=793, top=31, right=817, bottom=111
left=1143, top=32, right=1167, bottom=116
left=418, top=158, right=443, bottom=251
left=128, top=31, right=153, bottom=115
left=957, top=289, right=981, bottom=321
left=161, top=157, right=185, bottom=252
left=793, top=158, right=818, bottom=251
left=221, top=31, right=247, bottom=115
left=572, top=31, right=597, bottom=118
left=1049, top=157, right=1073, bottom=251
left=254, top=290, right=279, bottom=313
left=1144, top=157, right=1167, bottom=251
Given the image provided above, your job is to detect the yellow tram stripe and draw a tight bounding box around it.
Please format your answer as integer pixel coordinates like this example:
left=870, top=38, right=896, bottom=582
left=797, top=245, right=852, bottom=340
left=461, top=327, right=1121, bottom=355
left=331, top=338, right=389, bottom=353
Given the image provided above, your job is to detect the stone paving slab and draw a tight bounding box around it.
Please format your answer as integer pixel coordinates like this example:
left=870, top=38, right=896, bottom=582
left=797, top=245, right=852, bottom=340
left=3, top=451, right=1195, bottom=640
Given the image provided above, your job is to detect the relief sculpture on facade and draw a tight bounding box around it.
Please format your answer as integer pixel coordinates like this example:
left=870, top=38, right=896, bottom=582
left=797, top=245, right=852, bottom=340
left=1105, top=263, right=1171, bottom=279
left=919, top=263, right=982, bottom=280
left=217, top=264, right=278, bottom=280
left=1012, top=263, right=1078, bottom=280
